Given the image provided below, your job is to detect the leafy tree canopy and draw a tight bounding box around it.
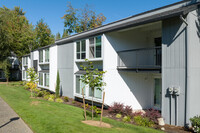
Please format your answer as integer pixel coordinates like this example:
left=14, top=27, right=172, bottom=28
left=62, top=2, right=106, bottom=34
left=35, top=19, right=55, bottom=48
left=0, top=6, right=55, bottom=61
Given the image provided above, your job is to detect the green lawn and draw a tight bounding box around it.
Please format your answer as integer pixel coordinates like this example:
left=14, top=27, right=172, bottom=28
left=0, top=83, right=162, bottom=133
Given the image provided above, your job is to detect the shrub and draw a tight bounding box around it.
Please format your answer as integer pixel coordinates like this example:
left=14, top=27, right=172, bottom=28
left=49, top=94, right=55, bottom=100
left=90, top=106, right=101, bottom=114
left=123, top=105, right=132, bottom=116
left=116, top=114, right=122, bottom=119
left=42, top=90, right=50, bottom=96
left=145, top=108, right=161, bottom=124
left=190, top=115, right=200, bottom=133
left=132, top=111, right=144, bottom=117
left=48, top=98, right=54, bottom=102
left=44, top=95, right=50, bottom=100
left=133, top=115, right=154, bottom=127
left=55, top=98, right=64, bottom=103
left=64, top=96, right=69, bottom=102
left=123, top=116, right=131, bottom=123
left=82, top=103, right=89, bottom=109
left=83, top=110, right=99, bottom=119
left=72, top=101, right=76, bottom=104
left=24, top=84, right=29, bottom=90
left=108, top=102, right=124, bottom=115
left=37, top=91, right=44, bottom=97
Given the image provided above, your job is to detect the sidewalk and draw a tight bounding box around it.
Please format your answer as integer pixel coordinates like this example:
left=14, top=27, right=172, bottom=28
left=0, top=97, right=33, bottom=133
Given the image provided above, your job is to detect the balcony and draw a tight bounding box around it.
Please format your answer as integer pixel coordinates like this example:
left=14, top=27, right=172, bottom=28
left=117, top=47, right=161, bottom=72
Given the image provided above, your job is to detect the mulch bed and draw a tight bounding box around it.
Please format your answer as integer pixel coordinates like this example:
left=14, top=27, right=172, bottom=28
left=60, top=97, right=193, bottom=133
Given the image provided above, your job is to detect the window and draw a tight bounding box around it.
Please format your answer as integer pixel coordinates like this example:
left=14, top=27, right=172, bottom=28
left=89, top=36, right=102, bottom=59
left=39, top=73, right=43, bottom=86
left=23, top=57, right=28, bottom=66
left=89, top=87, right=102, bottom=99
left=76, top=40, right=86, bottom=59
left=23, top=70, right=26, bottom=79
left=26, top=71, right=28, bottom=79
left=76, top=75, right=85, bottom=95
left=154, top=78, right=162, bottom=110
left=39, top=50, right=43, bottom=63
left=45, top=49, right=49, bottom=62
left=44, top=73, right=49, bottom=87
left=76, top=75, right=102, bottom=99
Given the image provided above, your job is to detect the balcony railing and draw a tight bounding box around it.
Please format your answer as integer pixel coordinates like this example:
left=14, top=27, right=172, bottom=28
left=117, top=47, right=161, bottom=71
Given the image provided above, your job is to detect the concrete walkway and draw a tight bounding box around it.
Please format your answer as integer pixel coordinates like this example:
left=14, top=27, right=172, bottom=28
left=0, top=97, right=33, bottom=133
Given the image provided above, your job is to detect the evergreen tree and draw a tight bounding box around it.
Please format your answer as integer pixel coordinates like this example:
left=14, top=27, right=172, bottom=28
left=56, top=70, right=60, bottom=98
left=56, top=32, right=61, bottom=40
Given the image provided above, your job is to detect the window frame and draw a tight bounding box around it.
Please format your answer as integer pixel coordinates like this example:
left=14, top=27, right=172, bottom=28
left=89, top=36, right=102, bottom=59
left=39, top=50, right=43, bottom=63
left=39, top=73, right=43, bottom=86
left=44, top=73, right=49, bottom=87
left=76, top=40, right=86, bottom=60
left=75, top=75, right=85, bottom=95
left=45, top=49, right=49, bottom=63
left=75, top=74, right=103, bottom=100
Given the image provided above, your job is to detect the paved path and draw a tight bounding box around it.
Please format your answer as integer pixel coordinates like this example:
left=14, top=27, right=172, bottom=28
left=0, top=97, right=33, bottom=133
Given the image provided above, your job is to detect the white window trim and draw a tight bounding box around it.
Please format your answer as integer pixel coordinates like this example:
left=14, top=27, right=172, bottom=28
left=45, top=49, right=50, bottom=63
left=75, top=35, right=103, bottom=62
left=76, top=40, right=86, bottom=60
left=39, top=48, right=50, bottom=64
left=38, top=72, right=49, bottom=89
left=74, top=74, right=103, bottom=102
left=89, top=35, right=102, bottom=59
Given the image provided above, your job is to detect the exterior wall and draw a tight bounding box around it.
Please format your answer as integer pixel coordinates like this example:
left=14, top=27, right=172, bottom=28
left=22, top=56, right=31, bottom=81
left=32, top=51, right=39, bottom=62
left=103, top=29, right=161, bottom=109
left=162, top=16, right=186, bottom=126
left=57, top=43, right=74, bottom=98
left=49, top=45, right=57, bottom=92
left=186, top=9, right=200, bottom=125
left=105, top=22, right=162, bottom=68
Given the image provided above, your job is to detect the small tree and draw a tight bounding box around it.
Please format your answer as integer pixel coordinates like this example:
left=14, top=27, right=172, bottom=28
left=56, top=70, right=60, bottom=98
left=27, top=67, right=38, bottom=97
left=80, top=59, right=106, bottom=120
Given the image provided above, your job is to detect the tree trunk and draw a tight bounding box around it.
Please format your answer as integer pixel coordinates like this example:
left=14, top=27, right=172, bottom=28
left=82, top=88, right=87, bottom=121
left=100, top=91, right=105, bottom=125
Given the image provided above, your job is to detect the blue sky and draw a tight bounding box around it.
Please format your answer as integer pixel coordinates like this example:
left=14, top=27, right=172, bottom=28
left=0, top=0, right=181, bottom=36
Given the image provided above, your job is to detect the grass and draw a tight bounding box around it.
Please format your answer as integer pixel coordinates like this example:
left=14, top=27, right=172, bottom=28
left=0, top=82, right=162, bottom=133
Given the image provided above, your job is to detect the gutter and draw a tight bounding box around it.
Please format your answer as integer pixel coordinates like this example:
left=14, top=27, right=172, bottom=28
left=180, top=14, right=190, bottom=128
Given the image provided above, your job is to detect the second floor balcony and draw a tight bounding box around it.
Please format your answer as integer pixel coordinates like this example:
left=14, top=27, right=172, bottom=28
left=117, top=47, right=161, bottom=72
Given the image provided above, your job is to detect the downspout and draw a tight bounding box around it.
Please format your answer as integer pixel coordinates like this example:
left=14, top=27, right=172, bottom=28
left=180, top=14, right=189, bottom=128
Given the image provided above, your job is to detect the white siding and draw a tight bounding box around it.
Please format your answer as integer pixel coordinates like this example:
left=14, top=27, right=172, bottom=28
left=50, top=45, right=57, bottom=92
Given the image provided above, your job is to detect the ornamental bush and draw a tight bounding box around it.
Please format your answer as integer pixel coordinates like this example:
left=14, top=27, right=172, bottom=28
left=55, top=98, right=64, bottom=103
left=108, top=102, right=124, bottom=115
left=133, top=115, right=154, bottom=127
left=123, top=116, right=131, bottom=123
left=64, top=96, right=69, bottom=102
left=190, top=115, right=200, bottom=133
left=145, top=108, right=161, bottom=124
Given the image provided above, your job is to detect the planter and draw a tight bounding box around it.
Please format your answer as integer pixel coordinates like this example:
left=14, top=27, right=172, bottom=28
left=157, top=118, right=165, bottom=126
